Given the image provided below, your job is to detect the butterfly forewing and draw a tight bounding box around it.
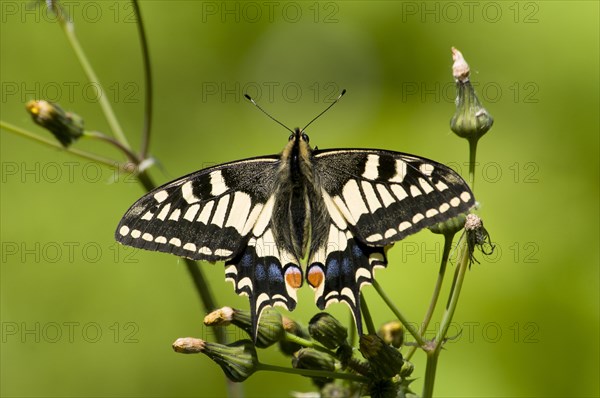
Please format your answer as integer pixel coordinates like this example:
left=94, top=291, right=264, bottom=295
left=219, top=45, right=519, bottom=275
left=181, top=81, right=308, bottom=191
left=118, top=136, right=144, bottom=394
left=314, top=149, right=475, bottom=245
left=115, top=157, right=279, bottom=261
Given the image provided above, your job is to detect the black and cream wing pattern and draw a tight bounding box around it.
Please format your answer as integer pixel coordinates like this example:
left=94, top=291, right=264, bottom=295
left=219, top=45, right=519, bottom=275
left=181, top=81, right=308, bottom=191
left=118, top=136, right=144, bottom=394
left=116, top=129, right=475, bottom=337
left=305, top=149, right=474, bottom=329
left=116, top=156, right=304, bottom=321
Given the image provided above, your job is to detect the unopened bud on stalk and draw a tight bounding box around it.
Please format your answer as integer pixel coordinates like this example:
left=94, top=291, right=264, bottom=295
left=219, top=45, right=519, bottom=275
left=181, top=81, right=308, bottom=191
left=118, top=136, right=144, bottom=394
left=450, top=47, right=494, bottom=142
left=204, top=306, right=284, bottom=348
left=359, top=334, right=404, bottom=380
left=377, top=320, right=405, bottom=348
left=292, top=348, right=335, bottom=387
left=279, top=316, right=311, bottom=356
left=308, top=313, right=348, bottom=349
left=26, top=100, right=83, bottom=147
left=172, top=337, right=258, bottom=382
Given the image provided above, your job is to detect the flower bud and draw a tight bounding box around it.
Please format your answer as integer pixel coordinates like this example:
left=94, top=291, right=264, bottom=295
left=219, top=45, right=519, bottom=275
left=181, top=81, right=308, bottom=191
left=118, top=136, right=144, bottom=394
left=25, top=100, right=83, bottom=147
left=359, top=334, right=404, bottom=380
left=292, top=348, right=335, bottom=387
left=204, top=307, right=284, bottom=348
left=449, top=48, right=493, bottom=142
left=173, top=338, right=258, bottom=382
left=279, top=316, right=311, bottom=356
left=399, top=360, right=414, bottom=378
left=308, top=313, right=348, bottom=349
left=377, top=321, right=404, bottom=348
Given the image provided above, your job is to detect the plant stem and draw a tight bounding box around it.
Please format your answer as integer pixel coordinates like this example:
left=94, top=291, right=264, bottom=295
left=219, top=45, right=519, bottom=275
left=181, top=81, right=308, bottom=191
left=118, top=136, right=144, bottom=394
left=83, top=131, right=141, bottom=164
left=1, top=121, right=120, bottom=169
left=257, top=363, right=369, bottom=384
left=131, top=0, right=153, bottom=159
left=422, top=351, right=439, bottom=398
left=434, top=241, right=470, bottom=352
left=372, top=280, right=426, bottom=349
left=360, top=294, right=376, bottom=335
left=421, top=239, right=470, bottom=398
left=54, top=5, right=131, bottom=149
left=406, top=232, right=455, bottom=361
left=468, top=137, right=478, bottom=191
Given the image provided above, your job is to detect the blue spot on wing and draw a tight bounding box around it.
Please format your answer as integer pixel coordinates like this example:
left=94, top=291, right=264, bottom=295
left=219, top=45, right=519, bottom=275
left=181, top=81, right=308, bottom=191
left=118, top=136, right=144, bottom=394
left=255, top=263, right=266, bottom=281
left=326, top=258, right=339, bottom=279
left=241, top=253, right=253, bottom=268
left=342, top=257, right=352, bottom=275
left=268, top=262, right=283, bottom=282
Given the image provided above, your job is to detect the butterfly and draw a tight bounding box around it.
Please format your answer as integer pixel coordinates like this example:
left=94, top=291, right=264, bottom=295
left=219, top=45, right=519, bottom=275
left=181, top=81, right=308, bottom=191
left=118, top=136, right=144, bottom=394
left=115, top=91, right=475, bottom=338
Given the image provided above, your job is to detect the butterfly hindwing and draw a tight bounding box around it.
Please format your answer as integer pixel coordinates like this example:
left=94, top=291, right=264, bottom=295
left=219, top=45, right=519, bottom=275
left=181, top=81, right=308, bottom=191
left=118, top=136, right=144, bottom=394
left=115, top=157, right=279, bottom=262
left=307, top=221, right=387, bottom=334
left=225, top=224, right=303, bottom=336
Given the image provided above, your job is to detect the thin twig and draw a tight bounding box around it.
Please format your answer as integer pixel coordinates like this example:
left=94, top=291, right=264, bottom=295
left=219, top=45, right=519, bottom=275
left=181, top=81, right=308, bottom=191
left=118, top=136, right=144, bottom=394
left=360, top=294, right=376, bottom=335
left=84, top=131, right=141, bottom=164
left=422, top=240, right=470, bottom=398
left=131, top=0, right=153, bottom=159
left=52, top=2, right=131, bottom=149
left=406, top=232, right=456, bottom=361
left=372, top=280, right=427, bottom=349
left=1, top=121, right=120, bottom=169
left=257, top=363, right=369, bottom=384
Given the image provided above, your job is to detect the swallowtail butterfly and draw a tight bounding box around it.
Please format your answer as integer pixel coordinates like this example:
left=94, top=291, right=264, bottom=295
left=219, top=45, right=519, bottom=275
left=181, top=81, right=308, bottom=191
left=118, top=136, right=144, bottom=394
left=115, top=91, right=475, bottom=338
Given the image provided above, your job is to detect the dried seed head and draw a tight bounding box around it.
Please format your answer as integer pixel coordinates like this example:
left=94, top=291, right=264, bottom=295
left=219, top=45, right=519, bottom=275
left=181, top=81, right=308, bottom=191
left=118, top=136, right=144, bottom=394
left=464, top=214, right=495, bottom=265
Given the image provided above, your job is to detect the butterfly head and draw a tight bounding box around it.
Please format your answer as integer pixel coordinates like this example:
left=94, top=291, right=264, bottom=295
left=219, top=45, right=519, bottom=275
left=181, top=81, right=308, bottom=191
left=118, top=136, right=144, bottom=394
left=289, top=127, right=310, bottom=144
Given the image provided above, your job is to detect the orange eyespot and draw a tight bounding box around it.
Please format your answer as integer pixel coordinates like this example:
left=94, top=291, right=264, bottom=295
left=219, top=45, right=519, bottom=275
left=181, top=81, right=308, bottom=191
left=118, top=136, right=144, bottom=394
left=285, top=267, right=302, bottom=289
left=307, top=267, right=324, bottom=288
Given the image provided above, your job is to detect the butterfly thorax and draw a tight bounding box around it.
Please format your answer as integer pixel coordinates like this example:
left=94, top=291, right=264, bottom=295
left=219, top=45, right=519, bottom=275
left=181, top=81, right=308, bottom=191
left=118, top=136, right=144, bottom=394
left=272, top=128, right=324, bottom=262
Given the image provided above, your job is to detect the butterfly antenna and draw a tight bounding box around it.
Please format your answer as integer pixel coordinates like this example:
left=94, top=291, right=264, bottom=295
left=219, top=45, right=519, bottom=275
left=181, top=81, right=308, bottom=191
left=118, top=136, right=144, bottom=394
left=302, top=89, right=346, bottom=132
left=244, top=94, right=294, bottom=134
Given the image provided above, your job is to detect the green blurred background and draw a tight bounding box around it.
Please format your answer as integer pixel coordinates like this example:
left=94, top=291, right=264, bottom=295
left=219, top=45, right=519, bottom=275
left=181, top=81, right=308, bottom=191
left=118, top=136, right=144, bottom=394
left=1, top=1, right=598, bottom=397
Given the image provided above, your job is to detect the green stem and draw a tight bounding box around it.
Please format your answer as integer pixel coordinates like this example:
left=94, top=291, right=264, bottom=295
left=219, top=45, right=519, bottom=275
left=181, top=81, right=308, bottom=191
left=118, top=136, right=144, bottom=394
left=284, top=333, right=331, bottom=353
left=372, top=280, right=426, bottom=349
left=360, top=294, right=376, bottom=335
left=54, top=5, right=131, bottom=149
left=131, top=0, right=153, bottom=159
left=468, top=137, right=478, bottom=191
left=257, top=363, right=369, bottom=384
left=422, top=352, right=439, bottom=398
left=434, top=241, right=470, bottom=352
left=83, top=131, right=141, bottom=164
left=1, top=121, right=120, bottom=169
left=421, top=240, right=470, bottom=398
left=406, top=232, right=455, bottom=361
